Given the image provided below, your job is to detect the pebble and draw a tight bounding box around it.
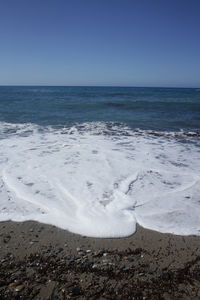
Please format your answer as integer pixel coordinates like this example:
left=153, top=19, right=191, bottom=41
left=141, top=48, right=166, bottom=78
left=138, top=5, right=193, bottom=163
left=120, top=263, right=125, bottom=269
left=84, top=261, right=92, bottom=267
left=102, top=259, right=109, bottom=264
left=9, top=282, right=16, bottom=287
left=29, top=262, right=35, bottom=267
left=128, top=257, right=134, bottom=262
left=68, top=286, right=81, bottom=296
left=3, top=234, right=11, bottom=243
left=29, top=240, right=39, bottom=245
left=92, top=264, right=98, bottom=269
left=15, top=285, right=24, bottom=292
left=156, top=269, right=163, bottom=277
left=69, top=258, right=75, bottom=263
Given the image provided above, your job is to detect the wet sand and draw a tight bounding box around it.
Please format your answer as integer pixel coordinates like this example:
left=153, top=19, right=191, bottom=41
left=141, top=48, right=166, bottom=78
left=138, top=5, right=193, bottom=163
left=0, top=220, right=200, bottom=299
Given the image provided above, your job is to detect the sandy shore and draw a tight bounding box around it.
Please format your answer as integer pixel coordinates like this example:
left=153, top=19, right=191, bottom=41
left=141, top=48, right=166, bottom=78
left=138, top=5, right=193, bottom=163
left=0, top=220, right=199, bottom=299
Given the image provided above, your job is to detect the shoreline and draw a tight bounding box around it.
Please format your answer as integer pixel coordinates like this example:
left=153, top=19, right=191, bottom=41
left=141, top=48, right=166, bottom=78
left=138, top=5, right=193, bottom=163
left=0, top=220, right=200, bottom=299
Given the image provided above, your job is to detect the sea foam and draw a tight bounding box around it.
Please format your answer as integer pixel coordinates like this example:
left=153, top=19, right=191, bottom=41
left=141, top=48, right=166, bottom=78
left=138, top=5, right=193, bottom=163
left=0, top=122, right=199, bottom=237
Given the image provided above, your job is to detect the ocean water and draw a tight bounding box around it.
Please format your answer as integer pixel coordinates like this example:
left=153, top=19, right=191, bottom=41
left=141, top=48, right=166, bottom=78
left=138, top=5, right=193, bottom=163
left=0, top=86, right=200, bottom=237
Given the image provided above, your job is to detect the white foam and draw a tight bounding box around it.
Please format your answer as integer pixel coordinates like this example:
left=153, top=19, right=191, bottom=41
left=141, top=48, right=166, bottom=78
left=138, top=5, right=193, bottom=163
left=0, top=122, right=200, bottom=237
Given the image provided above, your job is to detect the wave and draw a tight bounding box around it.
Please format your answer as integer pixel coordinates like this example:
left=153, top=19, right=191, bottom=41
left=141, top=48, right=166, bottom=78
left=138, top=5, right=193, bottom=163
left=0, top=121, right=199, bottom=237
left=0, top=121, right=200, bottom=139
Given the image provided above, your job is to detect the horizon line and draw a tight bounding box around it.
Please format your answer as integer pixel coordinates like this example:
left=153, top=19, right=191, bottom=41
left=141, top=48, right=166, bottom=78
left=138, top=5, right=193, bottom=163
left=0, top=84, right=199, bottom=89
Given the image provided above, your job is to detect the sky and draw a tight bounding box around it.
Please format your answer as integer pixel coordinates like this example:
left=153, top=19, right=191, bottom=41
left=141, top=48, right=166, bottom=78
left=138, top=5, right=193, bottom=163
left=0, top=0, right=200, bottom=87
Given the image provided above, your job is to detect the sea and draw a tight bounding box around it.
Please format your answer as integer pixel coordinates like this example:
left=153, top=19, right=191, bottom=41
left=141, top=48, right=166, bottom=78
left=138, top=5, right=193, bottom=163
left=0, top=86, right=200, bottom=237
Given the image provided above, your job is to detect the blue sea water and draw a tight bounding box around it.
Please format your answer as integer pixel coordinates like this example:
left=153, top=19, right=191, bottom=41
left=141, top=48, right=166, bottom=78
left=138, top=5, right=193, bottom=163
left=0, top=86, right=199, bottom=132
left=0, top=86, right=200, bottom=237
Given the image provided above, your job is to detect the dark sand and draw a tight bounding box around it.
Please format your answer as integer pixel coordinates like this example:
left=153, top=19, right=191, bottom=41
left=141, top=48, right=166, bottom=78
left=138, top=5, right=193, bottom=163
left=0, top=221, right=199, bottom=299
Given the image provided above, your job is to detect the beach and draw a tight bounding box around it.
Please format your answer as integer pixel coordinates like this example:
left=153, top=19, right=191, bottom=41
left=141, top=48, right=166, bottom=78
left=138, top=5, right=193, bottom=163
left=0, top=220, right=199, bottom=299
left=1, top=0, right=200, bottom=296
left=0, top=87, right=200, bottom=299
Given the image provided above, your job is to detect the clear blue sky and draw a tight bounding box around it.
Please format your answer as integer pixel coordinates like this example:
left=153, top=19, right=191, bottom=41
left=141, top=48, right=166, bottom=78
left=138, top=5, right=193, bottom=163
left=0, top=0, right=200, bottom=87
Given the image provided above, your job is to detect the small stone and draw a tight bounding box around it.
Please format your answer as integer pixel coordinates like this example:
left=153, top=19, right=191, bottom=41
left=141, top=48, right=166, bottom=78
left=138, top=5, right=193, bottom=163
left=69, top=258, right=75, bottom=263
left=4, top=234, right=11, bottom=238
left=15, top=285, right=24, bottom=292
left=3, top=234, right=11, bottom=243
left=102, top=259, right=109, bottom=264
left=84, top=261, right=92, bottom=267
left=76, top=247, right=81, bottom=252
left=9, top=282, right=16, bottom=287
left=156, top=269, right=163, bottom=276
left=5, top=252, right=12, bottom=258
left=92, top=264, right=98, bottom=269
left=68, top=286, right=81, bottom=296
left=128, top=257, right=134, bottom=262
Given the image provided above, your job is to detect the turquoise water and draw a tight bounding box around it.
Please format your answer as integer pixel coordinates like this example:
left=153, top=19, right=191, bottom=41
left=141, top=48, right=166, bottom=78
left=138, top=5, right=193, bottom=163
left=0, top=86, right=199, bottom=132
